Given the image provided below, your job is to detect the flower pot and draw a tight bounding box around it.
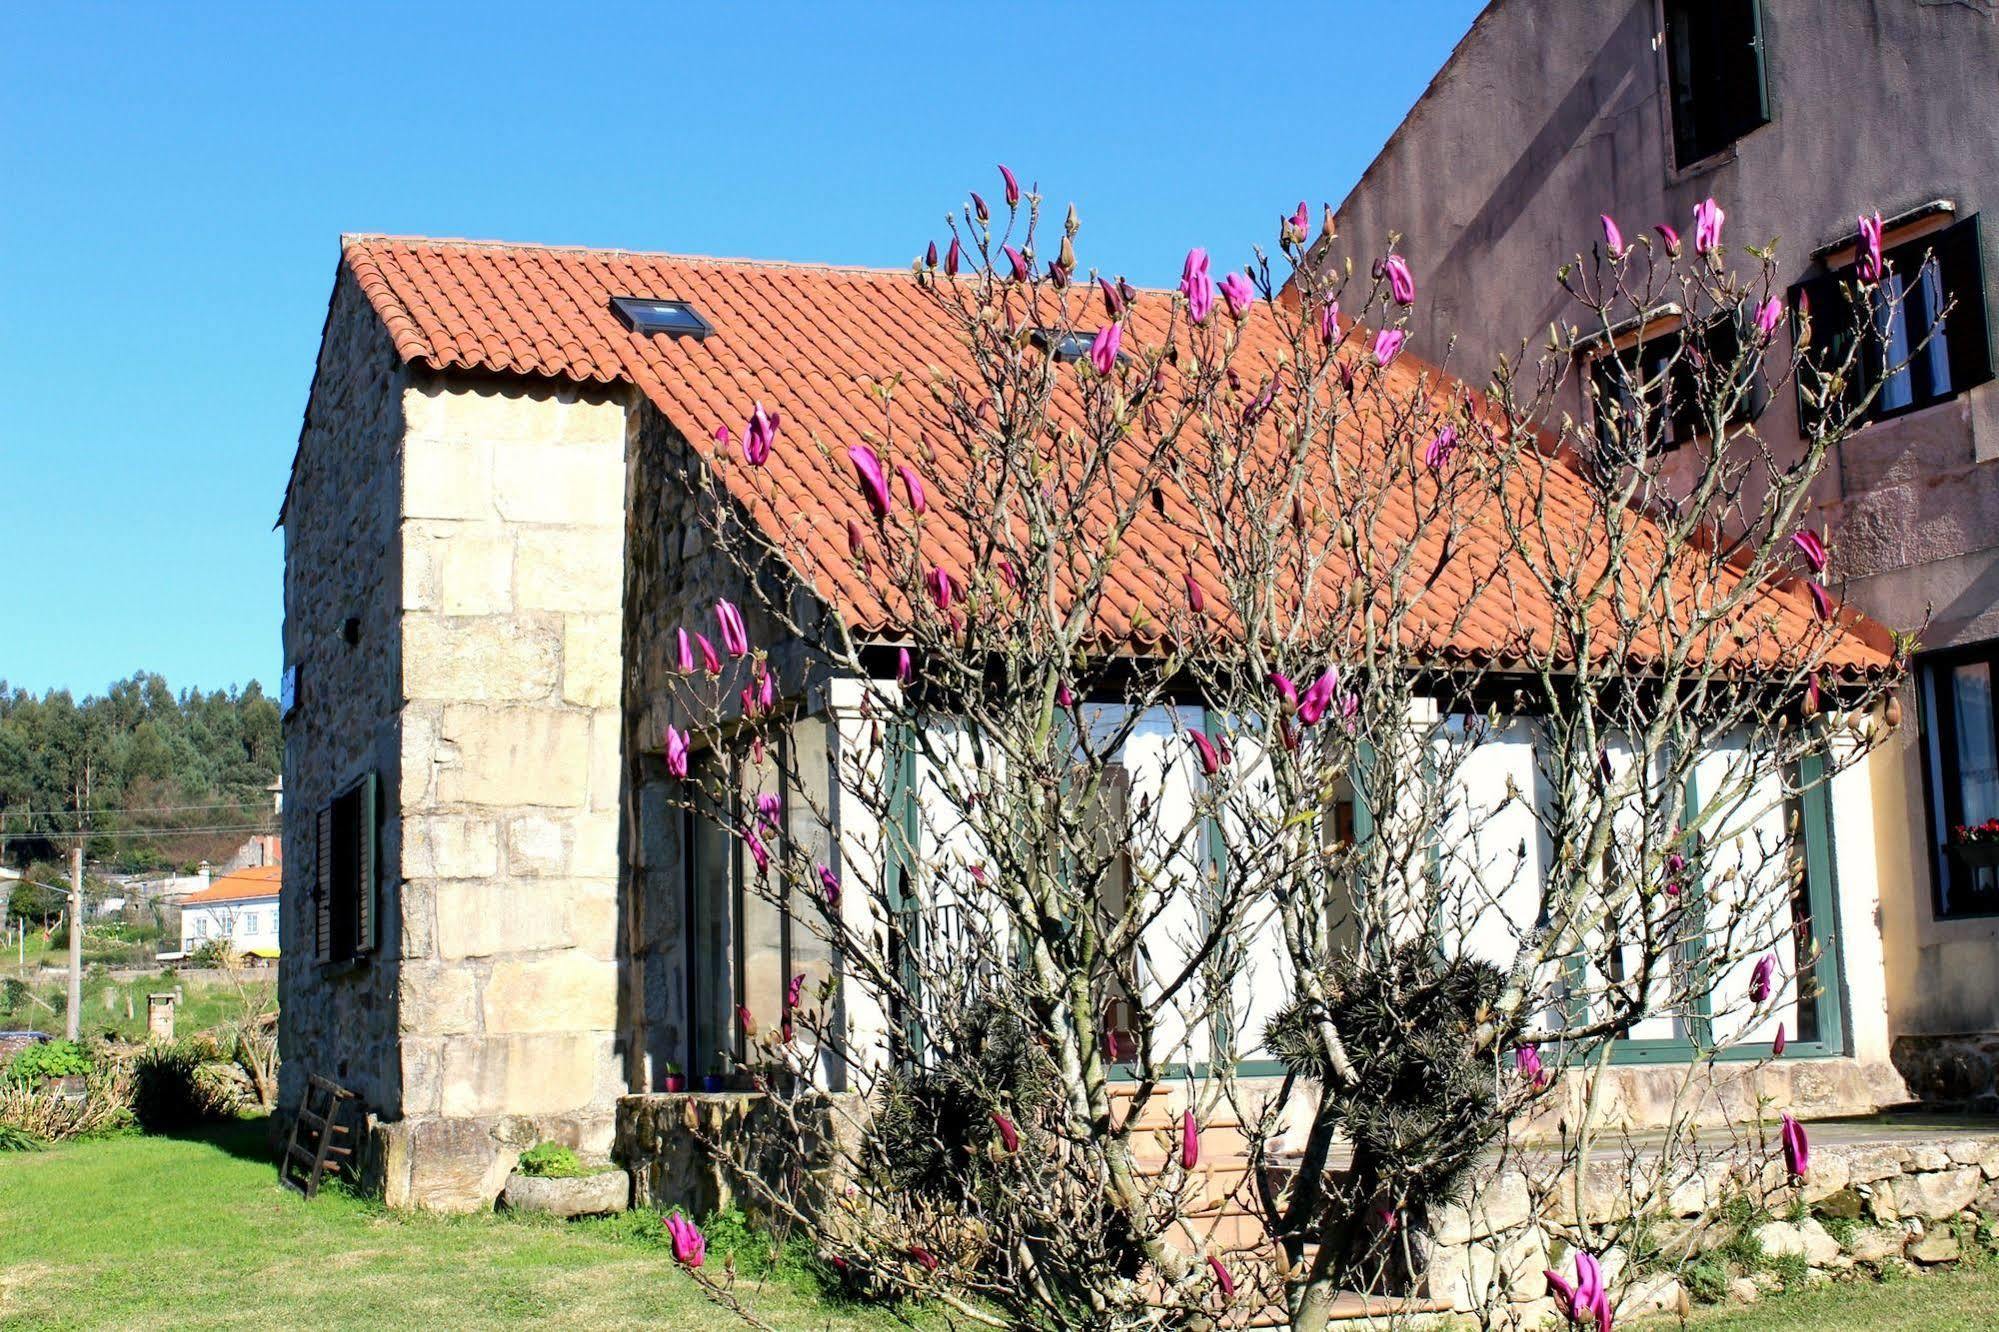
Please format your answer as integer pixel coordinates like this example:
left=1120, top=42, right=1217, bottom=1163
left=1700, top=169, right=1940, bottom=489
left=700, top=1074, right=726, bottom=1093
left=1949, top=840, right=1999, bottom=871
left=662, top=1074, right=685, bottom=1093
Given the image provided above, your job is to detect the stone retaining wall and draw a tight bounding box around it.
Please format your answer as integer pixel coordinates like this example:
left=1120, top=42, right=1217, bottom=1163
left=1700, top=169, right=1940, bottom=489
left=1427, top=1132, right=1999, bottom=1325
left=1892, top=1033, right=1999, bottom=1111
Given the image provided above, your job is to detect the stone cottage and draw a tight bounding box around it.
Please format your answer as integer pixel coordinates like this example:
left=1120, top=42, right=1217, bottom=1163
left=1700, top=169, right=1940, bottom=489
left=281, top=235, right=1907, bottom=1210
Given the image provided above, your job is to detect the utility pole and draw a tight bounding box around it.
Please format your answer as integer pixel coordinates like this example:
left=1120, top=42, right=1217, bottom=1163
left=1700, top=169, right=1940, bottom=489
left=67, top=845, right=83, bottom=1040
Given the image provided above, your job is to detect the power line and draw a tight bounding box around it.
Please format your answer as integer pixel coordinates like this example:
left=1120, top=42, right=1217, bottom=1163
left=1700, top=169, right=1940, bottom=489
left=0, top=823, right=275, bottom=844
left=0, top=799, right=278, bottom=820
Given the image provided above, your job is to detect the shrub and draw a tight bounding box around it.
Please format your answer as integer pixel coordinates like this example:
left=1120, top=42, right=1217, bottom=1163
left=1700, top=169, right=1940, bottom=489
left=1818, top=1211, right=1860, bottom=1249
left=1770, top=1250, right=1810, bottom=1291
left=1685, top=1254, right=1731, bottom=1305
left=516, top=1141, right=585, bottom=1178
left=130, top=1039, right=241, bottom=1131
left=5, top=1039, right=91, bottom=1086
left=0, top=1064, right=133, bottom=1144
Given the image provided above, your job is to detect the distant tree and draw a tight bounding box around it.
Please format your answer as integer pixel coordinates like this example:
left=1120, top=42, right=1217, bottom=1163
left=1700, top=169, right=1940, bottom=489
left=0, top=674, right=281, bottom=871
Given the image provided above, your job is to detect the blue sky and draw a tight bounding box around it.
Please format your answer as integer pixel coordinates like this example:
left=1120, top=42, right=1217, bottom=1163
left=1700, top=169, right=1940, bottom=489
left=0, top=0, right=1482, bottom=697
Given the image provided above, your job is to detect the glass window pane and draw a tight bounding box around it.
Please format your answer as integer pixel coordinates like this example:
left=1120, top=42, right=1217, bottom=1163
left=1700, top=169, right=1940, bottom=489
left=1874, top=272, right=1915, bottom=412
left=688, top=752, right=736, bottom=1079
left=1951, top=663, right=1999, bottom=827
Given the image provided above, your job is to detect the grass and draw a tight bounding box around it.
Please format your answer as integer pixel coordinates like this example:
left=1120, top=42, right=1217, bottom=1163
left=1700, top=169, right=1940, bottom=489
left=0, top=1120, right=902, bottom=1330
left=1670, top=1262, right=1999, bottom=1329
left=0, top=969, right=272, bottom=1044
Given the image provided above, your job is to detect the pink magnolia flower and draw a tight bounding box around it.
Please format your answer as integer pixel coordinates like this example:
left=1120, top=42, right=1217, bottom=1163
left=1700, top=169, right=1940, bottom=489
left=1056, top=682, right=1074, bottom=709
left=1664, top=849, right=1687, bottom=897
left=846, top=518, right=868, bottom=561
left=1423, top=426, right=1458, bottom=471
left=1180, top=247, right=1215, bottom=325
left=896, top=647, right=912, bottom=684
left=1754, top=296, right=1783, bottom=341
left=1098, top=275, right=1124, bottom=317
left=664, top=725, right=689, bottom=779
left=1318, top=296, right=1340, bottom=343
left=1184, top=572, right=1205, bottom=614
left=1693, top=196, right=1725, bottom=255
left=756, top=791, right=781, bottom=833
left=1297, top=668, right=1339, bottom=726
left=738, top=1004, right=757, bottom=1037
left=695, top=632, right=722, bottom=676
left=1781, top=1111, right=1811, bottom=1180
left=1749, top=953, right=1776, bottom=1003
left=1089, top=322, right=1122, bottom=375
left=1773, top=1023, right=1787, bottom=1057
left=1270, top=671, right=1299, bottom=714
left=1807, top=580, right=1834, bottom=621
left=1792, top=528, right=1829, bottom=574
left=743, top=402, right=780, bottom=466
left=1381, top=253, right=1416, bottom=305
left=1219, top=271, right=1255, bottom=319
left=1188, top=729, right=1222, bottom=776
left=715, top=599, right=749, bottom=657
left=1207, top=1254, right=1236, bottom=1299
left=1857, top=211, right=1885, bottom=283
left=1654, top=222, right=1682, bottom=257
left=928, top=567, right=954, bottom=611
left=998, top=163, right=1020, bottom=208
left=970, top=191, right=989, bottom=224
left=1545, top=1250, right=1612, bottom=1331
left=744, top=830, right=770, bottom=875
left=1373, top=327, right=1406, bottom=365
left=945, top=236, right=962, bottom=277
left=848, top=444, right=893, bottom=520
left=786, top=972, right=806, bottom=1010
left=897, top=464, right=927, bottom=515
left=1002, top=245, right=1029, bottom=280
left=1181, top=1109, right=1199, bottom=1169
left=816, top=862, right=841, bottom=907
left=1600, top=213, right=1627, bottom=259
left=1806, top=672, right=1822, bottom=716
left=908, top=1245, right=940, bottom=1272
left=1516, top=1042, right=1550, bottom=1090
left=924, top=240, right=938, bottom=269
left=992, top=1111, right=1020, bottom=1153
left=675, top=627, right=695, bottom=675
left=666, top=1212, right=706, bottom=1268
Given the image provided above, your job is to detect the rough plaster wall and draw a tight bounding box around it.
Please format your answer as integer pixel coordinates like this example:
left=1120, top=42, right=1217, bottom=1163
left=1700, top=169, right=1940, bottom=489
left=1324, top=0, right=1999, bottom=1038
left=279, top=270, right=408, bottom=1123
left=386, top=373, right=631, bottom=1208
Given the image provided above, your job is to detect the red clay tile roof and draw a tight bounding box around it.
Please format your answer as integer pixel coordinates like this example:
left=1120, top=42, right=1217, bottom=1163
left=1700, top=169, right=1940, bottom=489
left=336, top=235, right=1891, bottom=675
left=181, top=864, right=282, bottom=906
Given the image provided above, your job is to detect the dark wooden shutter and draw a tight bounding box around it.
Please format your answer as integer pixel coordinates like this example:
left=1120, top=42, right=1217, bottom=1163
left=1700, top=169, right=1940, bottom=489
left=1791, top=273, right=1859, bottom=435
left=1937, top=215, right=1994, bottom=397
left=315, top=804, right=334, bottom=963
left=355, top=771, right=379, bottom=955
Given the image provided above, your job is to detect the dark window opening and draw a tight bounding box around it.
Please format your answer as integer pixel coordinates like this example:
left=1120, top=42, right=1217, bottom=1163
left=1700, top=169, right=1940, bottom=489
left=1588, top=312, right=1760, bottom=454
left=314, top=771, right=378, bottom=965
left=1663, top=0, right=1771, bottom=168
left=1923, top=647, right=1999, bottom=920
left=1792, top=215, right=1993, bottom=430
left=610, top=296, right=715, bottom=339
left=1031, top=327, right=1123, bottom=364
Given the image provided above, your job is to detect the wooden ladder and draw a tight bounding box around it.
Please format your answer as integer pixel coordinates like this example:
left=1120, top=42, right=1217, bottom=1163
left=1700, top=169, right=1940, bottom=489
left=282, top=1073, right=357, bottom=1198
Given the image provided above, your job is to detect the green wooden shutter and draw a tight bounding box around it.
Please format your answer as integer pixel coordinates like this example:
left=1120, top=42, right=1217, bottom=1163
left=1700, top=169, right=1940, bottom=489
left=315, top=804, right=334, bottom=964
left=355, top=771, right=379, bottom=956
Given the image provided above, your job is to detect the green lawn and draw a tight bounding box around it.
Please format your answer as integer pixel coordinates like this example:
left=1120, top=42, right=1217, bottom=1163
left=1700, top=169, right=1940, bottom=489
left=1671, top=1264, right=1999, bottom=1331
left=4, top=1124, right=1997, bottom=1330
left=0, top=969, right=273, bottom=1044
left=0, top=1121, right=896, bottom=1330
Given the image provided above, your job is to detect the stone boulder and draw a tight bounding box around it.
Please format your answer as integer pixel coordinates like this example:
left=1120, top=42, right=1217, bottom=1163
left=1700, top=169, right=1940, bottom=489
left=499, top=1168, right=630, bottom=1218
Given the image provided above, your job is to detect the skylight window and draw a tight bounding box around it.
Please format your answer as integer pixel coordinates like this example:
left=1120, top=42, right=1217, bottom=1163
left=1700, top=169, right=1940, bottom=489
left=1032, top=328, right=1124, bottom=364
left=610, top=296, right=714, bottom=339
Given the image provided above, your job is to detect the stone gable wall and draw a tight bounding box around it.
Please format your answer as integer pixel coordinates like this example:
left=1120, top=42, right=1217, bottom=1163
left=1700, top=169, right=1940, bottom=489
left=279, top=269, right=409, bottom=1123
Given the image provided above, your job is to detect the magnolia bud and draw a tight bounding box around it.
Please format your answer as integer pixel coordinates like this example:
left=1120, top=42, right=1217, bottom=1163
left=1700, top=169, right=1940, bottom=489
left=1064, top=203, right=1079, bottom=237
left=1322, top=205, right=1337, bottom=242
left=1058, top=236, right=1075, bottom=272
left=1884, top=694, right=1903, bottom=728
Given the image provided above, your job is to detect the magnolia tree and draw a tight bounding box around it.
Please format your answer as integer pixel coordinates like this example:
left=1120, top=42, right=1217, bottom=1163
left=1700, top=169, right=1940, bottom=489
left=654, top=170, right=1918, bottom=1330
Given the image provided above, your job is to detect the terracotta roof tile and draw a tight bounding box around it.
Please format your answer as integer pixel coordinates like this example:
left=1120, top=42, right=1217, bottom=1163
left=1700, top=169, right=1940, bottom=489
left=181, top=864, right=282, bottom=906
left=335, top=235, right=1892, bottom=677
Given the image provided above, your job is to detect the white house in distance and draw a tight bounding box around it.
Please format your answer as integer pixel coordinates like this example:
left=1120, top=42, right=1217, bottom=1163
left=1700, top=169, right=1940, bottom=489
left=176, top=865, right=283, bottom=962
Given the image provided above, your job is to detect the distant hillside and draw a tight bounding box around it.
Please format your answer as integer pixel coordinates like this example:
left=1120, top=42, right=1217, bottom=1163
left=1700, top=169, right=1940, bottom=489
left=0, top=673, right=281, bottom=873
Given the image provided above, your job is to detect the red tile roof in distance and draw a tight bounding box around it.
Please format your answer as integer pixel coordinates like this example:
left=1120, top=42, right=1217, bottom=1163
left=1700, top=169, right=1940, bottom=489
left=337, top=235, right=1892, bottom=676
